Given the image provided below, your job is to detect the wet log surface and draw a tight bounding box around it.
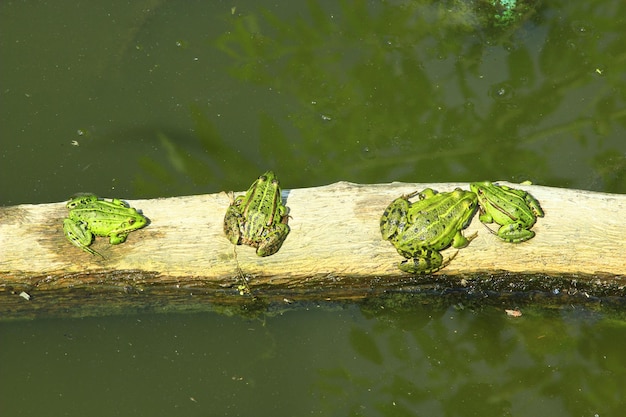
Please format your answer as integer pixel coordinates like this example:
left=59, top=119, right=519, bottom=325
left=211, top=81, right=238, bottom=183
left=1, top=182, right=625, bottom=320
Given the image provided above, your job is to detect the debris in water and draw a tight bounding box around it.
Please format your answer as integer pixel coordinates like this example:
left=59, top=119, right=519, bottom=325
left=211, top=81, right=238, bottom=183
left=505, top=309, right=522, bottom=317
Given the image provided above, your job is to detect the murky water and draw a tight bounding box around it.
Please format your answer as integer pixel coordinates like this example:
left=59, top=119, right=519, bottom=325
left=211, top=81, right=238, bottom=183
left=1, top=0, right=624, bottom=204
left=2, top=304, right=626, bottom=416
left=1, top=1, right=625, bottom=415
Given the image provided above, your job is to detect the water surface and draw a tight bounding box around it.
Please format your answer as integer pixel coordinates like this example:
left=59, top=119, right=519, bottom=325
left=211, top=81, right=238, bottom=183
left=1, top=0, right=624, bottom=204
left=2, top=304, right=625, bottom=416
left=1, top=1, right=625, bottom=415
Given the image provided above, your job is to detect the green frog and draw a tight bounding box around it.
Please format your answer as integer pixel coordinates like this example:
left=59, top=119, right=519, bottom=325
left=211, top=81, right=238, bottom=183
left=63, top=194, right=148, bottom=257
left=470, top=181, right=544, bottom=243
left=223, top=171, right=290, bottom=257
left=380, top=188, right=478, bottom=274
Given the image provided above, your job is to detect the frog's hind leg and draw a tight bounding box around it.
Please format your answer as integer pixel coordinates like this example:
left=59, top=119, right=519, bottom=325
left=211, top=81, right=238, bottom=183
left=524, top=192, right=545, bottom=218
left=84, top=245, right=105, bottom=258
left=398, top=249, right=445, bottom=274
left=434, top=250, right=458, bottom=272
left=223, top=205, right=244, bottom=245
left=496, top=223, right=536, bottom=243
left=256, top=223, right=290, bottom=257
left=380, top=196, right=411, bottom=241
left=63, top=218, right=103, bottom=258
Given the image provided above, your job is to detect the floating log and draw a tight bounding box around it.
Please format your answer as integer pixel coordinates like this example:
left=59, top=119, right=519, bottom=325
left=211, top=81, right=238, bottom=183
left=1, top=182, right=625, bottom=320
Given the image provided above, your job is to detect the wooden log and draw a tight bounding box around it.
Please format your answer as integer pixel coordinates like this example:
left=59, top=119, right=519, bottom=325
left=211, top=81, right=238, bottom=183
left=1, top=182, right=625, bottom=319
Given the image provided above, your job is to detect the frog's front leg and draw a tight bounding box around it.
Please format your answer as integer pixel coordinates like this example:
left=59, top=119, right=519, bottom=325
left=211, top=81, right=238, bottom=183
left=256, top=222, right=290, bottom=257
left=397, top=248, right=444, bottom=274
left=108, top=233, right=129, bottom=245
left=110, top=198, right=130, bottom=208
left=496, top=223, right=535, bottom=243
left=451, top=230, right=477, bottom=249
left=477, top=209, right=494, bottom=224
left=63, top=218, right=100, bottom=256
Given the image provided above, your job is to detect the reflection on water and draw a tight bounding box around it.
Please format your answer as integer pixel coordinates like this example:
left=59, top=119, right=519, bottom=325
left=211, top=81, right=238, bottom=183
left=212, top=0, right=626, bottom=192
left=1, top=1, right=625, bottom=415
left=1, top=303, right=624, bottom=416
left=1, top=0, right=625, bottom=205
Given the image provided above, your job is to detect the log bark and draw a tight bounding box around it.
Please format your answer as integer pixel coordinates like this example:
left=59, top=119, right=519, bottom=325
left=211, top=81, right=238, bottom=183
left=1, top=181, right=625, bottom=319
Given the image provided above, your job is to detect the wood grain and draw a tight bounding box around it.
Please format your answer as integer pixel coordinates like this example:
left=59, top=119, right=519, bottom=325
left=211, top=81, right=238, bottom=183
left=1, top=182, right=625, bottom=318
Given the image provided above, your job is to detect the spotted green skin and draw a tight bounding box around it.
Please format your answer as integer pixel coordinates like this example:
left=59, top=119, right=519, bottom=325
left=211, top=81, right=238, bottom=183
left=380, top=188, right=478, bottom=274
left=223, top=171, right=290, bottom=257
left=63, top=194, right=148, bottom=257
left=470, top=181, right=544, bottom=243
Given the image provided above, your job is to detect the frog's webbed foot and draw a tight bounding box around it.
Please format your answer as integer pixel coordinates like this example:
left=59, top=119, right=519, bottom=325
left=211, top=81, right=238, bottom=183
left=84, top=246, right=105, bottom=259
left=224, top=191, right=237, bottom=205
left=480, top=221, right=499, bottom=237
left=402, top=190, right=422, bottom=200
left=438, top=250, right=458, bottom=270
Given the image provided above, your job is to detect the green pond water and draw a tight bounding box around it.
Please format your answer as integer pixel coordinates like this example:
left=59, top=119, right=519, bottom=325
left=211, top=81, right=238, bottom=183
left=1, top=305, right=626, bottom=416
left=1, top=0, right=626, bottom=415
